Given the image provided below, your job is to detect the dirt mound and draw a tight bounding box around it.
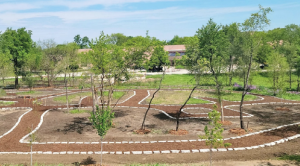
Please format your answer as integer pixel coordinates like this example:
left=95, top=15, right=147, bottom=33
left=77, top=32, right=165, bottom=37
left=229, top=128, right=253, bottom=135
left=169, top=129, right=189, bottom=135
left=133, top=129, right=151, bottom=134
left=275, top=107, right=291, bottom=111
left=218, top=121, right=232, bottom=126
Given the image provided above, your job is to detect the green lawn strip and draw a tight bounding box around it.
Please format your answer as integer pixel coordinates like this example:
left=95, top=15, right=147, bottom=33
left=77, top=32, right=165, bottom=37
left=68, top=109, right=89, bottom=114
left=16, top=90, right=40, bottom=95
left=53, top=92, right=91, bottom=103
left=146, top=90, right=210, bottom=105
left=0, top=101, right=15, bottom=106
left=53, top=91, right=126, bottom=103
left=278, top=154, right=300, bottom=162
left=281, top=93, right=300, bottom=101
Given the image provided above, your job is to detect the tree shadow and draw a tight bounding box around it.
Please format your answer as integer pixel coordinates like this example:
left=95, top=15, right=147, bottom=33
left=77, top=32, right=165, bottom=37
left=60, top=117, right=92, bottom=134
left=113, top=109, right=128, bottom=118
left=72, top=156, right=96, bottom=166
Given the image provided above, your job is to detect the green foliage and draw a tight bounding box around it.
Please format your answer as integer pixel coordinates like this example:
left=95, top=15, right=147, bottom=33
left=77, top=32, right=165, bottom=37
left=0, top=101, right=14, bottom=106
left=74, top=34, right=90, bottom=48
left=167, top=35, right=194, bottom=45
left=1, top=27, right=33, bottom=87
left=147, top=46, right=170, bottom=70
left=200, top=105, right=231, bottom=148
left=278, top=154, right=300, bottom=162
left=0, top=88, right=6, bottom=96
left=267, top=51, right=289, bottom=96
left=69, top=109, right=88, bottom=114
left=89, top=106, right=114, bottom=138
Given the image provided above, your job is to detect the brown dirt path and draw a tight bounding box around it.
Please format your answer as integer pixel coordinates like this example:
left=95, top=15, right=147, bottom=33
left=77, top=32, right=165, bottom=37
left=0, top=89, right=299, bottom=154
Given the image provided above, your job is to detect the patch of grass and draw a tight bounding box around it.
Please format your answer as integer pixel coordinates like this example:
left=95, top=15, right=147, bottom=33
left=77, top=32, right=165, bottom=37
left=0, top=101, right=15, bottom=106
left=278, top=154, right=300, bottom=162
left=17, top=90, right=38, bottom=95
left=221, top=92, right=257, bottom=101
left=69, top=109, right=89, bottom=114
left=281, top=93, right=300, bottom=101
left=54, top=92, right=91, bottom=103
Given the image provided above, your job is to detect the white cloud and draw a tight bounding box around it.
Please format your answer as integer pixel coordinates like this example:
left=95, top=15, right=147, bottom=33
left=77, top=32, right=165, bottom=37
left=0, top=6, right=259, bottom=25
left=0, top=3, right=38, bottom=12
left=42, top=0, right=177, bottom=9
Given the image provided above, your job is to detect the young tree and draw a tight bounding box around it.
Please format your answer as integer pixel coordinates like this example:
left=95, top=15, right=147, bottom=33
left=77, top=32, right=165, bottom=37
left=196, top=18, right=230, bottom=122
left=199, top=105, right=231, bottom=166
left=238, top=5, right=272, bottom=129
left=267, top=51, right=289, bottom=96
left=280, top=44, right=298, bottom=90
left=1, top=28, right=33, bottom=88
left=38, top=39, right=63, bottom=87
left=89, top=106, right=114, bottom=166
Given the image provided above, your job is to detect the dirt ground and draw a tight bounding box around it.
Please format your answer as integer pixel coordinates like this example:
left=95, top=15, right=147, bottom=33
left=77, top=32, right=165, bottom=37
left=34, top=104, right=300, bottom=143
left=0, top=138, right=299, bottom=165
left=0, top=108, right=29, bottom=136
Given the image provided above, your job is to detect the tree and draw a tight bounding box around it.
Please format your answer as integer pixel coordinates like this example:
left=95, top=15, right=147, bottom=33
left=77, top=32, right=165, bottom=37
left=1, top=28, right=33, bottom=88
left=0, top=46, right=12, bottom=86
left=89, top=106, right=114, bottom=166
left=267, top=51, right=288, bottom=96
left=110, top=33, right=129, bottom=46
left=38, top=39, right=63, bottom=87
left=238, top=5, right=272, bottom=129
left=199, top=105, right=231, bottom=166
left=280, top=43, right=298, bottom=89
left=74, top=34, right=90, bottom=48
left=59, top=43, right=79, bottom=111
left=147, top=46, right=170, bottom=71
left=223, top=22, right=241, bottom=86
left=196, top=18, right=230, bottom=122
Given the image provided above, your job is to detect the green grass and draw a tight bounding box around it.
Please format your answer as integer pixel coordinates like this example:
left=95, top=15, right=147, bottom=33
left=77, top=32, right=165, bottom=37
left=281, top=93, right=300, bottom=101
left=53, top=91, right=126, bottom=103
left=0, top=101, right=15, bottom=106
left=69, top=109, right=89, bottom=114
left=16, top=90, right=39, bottom=95
left=221, top=92, right=257, bottom=101
left=53, top=92, right=91, bottom=103
left=187, top=97, right=211, bottom=104
left=278, top=154, right=300, bottom=162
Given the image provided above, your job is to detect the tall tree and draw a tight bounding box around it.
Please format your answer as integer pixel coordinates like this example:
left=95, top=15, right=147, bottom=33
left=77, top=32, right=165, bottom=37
left=1, top=28, right=33, bottom=88
left=238, top=5, right=272, bottom=129
left=146, top=46, right=170, bottom=71
left=197, top=18, right=230, bottom=122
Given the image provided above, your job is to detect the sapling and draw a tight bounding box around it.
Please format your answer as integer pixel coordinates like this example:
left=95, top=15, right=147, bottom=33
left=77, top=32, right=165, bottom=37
left=89, top=106, right=114, bottom=166
left=199, top=105, right=231, bottom=166
left=28, top=124, right=37, bottom=166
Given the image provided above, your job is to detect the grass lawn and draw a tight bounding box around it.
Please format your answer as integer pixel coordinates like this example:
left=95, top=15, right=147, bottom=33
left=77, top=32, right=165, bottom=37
left=53, top=91, right=126, bottom=103
left=146, top=90, right=257, bottom=105
left=16, top=91, right=41, bottom=95
left=68, top=109, right=89, bottom=114
left=0, top=101, right=15, bottom=106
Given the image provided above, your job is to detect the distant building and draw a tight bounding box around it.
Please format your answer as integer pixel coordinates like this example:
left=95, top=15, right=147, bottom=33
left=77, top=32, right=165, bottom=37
left=164, top=45, right=186, bottom=65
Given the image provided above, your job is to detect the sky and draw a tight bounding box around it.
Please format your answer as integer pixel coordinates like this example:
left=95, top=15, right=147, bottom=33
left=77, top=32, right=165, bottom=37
left=0, top=0, right=299, bottom=44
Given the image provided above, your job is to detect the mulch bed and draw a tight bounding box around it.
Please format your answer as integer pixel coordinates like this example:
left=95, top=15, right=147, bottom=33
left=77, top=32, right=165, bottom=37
left=219, top=121, right=232, bottom=126
left=275, top=107, right=291, bottom=111
left=133, top=129, right=151, bottom=134
left=0, top=89, right=300, bottom=153
left=169, top=129, right=189, bottom=135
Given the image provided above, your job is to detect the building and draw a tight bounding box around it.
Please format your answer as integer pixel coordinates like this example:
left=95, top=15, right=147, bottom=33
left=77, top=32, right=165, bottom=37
left=164, top=45, right=186, bottom=65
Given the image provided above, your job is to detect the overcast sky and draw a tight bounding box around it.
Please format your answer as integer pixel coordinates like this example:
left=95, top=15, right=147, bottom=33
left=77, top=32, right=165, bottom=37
left=0, top=0, right=299, bottom=44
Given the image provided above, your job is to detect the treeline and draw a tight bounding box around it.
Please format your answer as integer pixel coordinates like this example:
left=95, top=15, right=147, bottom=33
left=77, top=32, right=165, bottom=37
left=0, top=29, right=170, bottom=89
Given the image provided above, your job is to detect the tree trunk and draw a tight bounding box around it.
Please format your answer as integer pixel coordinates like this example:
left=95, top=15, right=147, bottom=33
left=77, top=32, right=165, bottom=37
left=240, top=44, right=253, bottom=129
left=100, top=137, right=103, bottom=166
left=229, top=56, right=233, bottom=86
left=47, top=73, right=50, bottom=87
left=176, top=85, right=197, bottom=131
left=141, top=71, right=165, bottom=130
left=15, top=75, right=18, bottom=89
left=65, top=72, right=69, bottom=112
left=289, top=68, right=292, bottom=90
left=210, top=144, right=213, bottom=166
left=91, top=74, right=95, bottom=114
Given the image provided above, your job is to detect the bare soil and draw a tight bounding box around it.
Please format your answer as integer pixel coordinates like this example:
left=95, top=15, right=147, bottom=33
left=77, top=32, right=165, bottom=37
left=0, top=108, right=29, bottom=136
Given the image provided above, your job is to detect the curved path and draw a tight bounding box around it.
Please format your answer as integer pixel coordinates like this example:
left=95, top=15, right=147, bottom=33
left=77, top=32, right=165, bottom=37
left=0, top=89, right=300, bottom=154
